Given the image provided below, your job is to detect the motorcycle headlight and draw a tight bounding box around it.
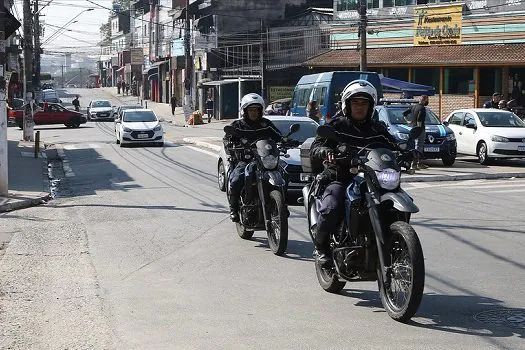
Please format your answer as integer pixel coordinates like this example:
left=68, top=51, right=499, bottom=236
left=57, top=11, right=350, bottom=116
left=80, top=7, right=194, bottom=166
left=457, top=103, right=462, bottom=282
left=375, top=168, right=401, bottom=190
left=262, top=155, right=278, bottom=169
left=154, top=124, right=162, bottom=131
left=123, top=127, right=132, bottom=132
left=394, top=132, right=410, bottom=141
left=491, top=135, right=509, bottom=142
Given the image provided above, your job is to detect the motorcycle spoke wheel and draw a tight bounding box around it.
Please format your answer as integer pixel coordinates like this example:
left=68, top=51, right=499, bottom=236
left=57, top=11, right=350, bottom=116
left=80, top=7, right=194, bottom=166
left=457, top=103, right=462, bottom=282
left=267, top=190, right=288, bottom=256
left=315, top=259, right=346, bottom=294
left=378, top=221, right=425, bottom=322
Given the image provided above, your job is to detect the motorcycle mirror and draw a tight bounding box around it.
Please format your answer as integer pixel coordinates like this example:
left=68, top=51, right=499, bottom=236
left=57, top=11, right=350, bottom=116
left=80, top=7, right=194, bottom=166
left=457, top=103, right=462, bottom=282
left=317, top=125, right=337, bottom=140
left=409, top=126, right=424, bottom=140
left=224, top=125, right=235, bottom=135
left=288, top=123, right=300, bottom=136
left=398, top=142, right=408, bottom=151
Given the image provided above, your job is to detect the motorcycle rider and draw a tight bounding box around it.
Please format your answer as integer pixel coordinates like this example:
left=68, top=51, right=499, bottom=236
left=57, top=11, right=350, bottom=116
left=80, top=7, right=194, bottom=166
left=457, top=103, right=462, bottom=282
left=309, top=80, right=400, bottom=265
left=224, top=93, right=282, bottom=222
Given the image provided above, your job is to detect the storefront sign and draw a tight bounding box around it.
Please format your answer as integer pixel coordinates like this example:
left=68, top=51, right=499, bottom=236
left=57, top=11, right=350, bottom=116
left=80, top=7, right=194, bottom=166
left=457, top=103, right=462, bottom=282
left=130, top=48, right=144, bottom=65
left=269, top=86, right=294, bottom=102
left=414, top=4, right=462, bottom=46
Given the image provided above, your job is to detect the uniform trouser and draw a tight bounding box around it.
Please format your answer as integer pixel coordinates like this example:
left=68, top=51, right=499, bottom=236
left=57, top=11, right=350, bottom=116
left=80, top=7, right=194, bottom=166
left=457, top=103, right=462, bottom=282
left=315, top=181, right=347, bottom=251
left=414, top=130, right=426, bottom=163
left=228, top=161, right=249, bottom=209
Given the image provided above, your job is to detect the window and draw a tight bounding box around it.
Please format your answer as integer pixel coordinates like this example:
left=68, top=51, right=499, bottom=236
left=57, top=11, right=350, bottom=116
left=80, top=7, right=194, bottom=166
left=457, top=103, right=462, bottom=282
left=444, top=68, right=474, bottom=95
left=463, top=113, right=476, bottom=126
left=367, top=0, right=379, bottom=8
left=479, top=68, right=502, bottom=97
left=448, top=112, right=463, bottom=125
left=384, top=68, right=409, bottom=82
left=313, top=86, right=328, bottom=106
left=413, top=68, right=440, bottom=92
left=337, top=0, right=358, bottom=11
left=298, top=87, right=312, bottom=106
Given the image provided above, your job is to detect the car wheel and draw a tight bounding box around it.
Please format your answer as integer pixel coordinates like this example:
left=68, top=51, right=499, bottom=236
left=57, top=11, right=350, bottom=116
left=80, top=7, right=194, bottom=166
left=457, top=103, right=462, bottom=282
left=442, top=155, right=455, bottom=166
left=477, top=141, right=491, bottom=165
left=73, top=123, right=81, bottom=128
left=218, top=160, right=226, bottom=192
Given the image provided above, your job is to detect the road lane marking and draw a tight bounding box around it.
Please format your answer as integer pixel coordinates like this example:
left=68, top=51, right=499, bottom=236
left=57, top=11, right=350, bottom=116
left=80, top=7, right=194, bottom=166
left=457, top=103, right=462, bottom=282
left=185, top=145, right=217, bottom=157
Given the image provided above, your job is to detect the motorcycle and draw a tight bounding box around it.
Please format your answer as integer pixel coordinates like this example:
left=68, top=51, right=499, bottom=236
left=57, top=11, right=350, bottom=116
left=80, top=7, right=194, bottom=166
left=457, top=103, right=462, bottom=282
left=224, top=123, right=300, bottom=256
left=302, top=125, right=425, bottom=322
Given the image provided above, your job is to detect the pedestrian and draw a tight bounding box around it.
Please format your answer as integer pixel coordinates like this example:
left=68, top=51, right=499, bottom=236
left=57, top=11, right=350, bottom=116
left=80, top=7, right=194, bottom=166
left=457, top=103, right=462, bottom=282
left=403, top=95, right=429, bottom=170
left=170, top=94, right=177, bottom=116
left=72, top=95, right=80, bottom=112
left=306, top=100, right=321, bottom=123
left=483, top=92, right=501, bottom=108
left=125, top=82, right=130, bottom=96
left=117, top=79, right=121, bottom=94
left=205, top=96, right=214, bottom=123
left=498, top=100, right=509, bottom=111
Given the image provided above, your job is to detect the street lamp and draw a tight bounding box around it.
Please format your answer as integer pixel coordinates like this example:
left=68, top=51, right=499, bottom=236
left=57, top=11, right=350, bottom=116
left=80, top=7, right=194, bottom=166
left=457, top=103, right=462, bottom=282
left=42, top=8, right=94, bottom=45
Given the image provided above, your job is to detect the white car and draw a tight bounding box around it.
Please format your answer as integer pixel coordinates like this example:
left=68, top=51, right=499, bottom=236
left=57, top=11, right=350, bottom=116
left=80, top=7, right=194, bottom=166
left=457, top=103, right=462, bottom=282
left=115, top=109, right=164, bottom=147
left=444, top=108, right=525, bottom=164
left=87, top=100, right=114, bottom=121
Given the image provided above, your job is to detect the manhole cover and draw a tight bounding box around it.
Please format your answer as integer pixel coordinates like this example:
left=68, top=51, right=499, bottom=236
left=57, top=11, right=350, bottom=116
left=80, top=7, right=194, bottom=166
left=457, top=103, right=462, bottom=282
left=474, top=309, right=525, bottom=329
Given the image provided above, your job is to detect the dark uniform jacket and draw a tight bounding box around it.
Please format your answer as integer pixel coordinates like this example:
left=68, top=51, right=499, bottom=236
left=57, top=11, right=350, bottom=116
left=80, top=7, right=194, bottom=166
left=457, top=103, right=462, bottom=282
left=310, top=117, right=398, bottom=182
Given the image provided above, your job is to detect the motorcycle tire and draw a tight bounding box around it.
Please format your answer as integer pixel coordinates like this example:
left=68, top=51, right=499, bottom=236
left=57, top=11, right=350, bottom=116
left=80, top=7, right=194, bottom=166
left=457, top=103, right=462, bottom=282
left=377, top=221, right=425, bottom=322
left=236, top=222, right=254, bottom=240
left=315, top=259, right=346, bottom=294
left=267, top=190, right=288, bottom=256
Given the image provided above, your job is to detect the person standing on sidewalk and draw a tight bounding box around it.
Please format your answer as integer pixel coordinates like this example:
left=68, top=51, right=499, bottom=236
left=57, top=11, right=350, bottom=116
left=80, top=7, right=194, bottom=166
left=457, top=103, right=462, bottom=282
left=72, top=95, right=80, bottom=112
left=170, top=94, right=177, bottom=116
left=117, top=78, right=121, bottom=94
left=206, top=96, right=214, bottom=123
left=403, top=95, right=429, bottom=170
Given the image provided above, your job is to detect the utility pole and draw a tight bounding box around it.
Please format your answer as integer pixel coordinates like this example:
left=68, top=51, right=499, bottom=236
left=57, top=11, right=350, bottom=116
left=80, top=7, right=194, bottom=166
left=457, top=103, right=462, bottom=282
left=23, top=0, right=34, bottom=141
left=0, top=6, right=8, bottom=196
left=358, top=0, right=367, bottom=72
left=61, top=65, right=65, bottom=88
left=79, top=67, right=83, bottom=87
left=34, top=0, right=41, bottom=91
left=183, top=0, right=192, bottom=117
left=259, top=20, right=265, bottom=100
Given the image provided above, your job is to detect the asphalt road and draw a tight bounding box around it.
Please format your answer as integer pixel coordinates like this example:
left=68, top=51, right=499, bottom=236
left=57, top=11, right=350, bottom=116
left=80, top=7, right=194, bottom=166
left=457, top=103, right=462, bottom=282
left=0, top=89, right=523, bottom=349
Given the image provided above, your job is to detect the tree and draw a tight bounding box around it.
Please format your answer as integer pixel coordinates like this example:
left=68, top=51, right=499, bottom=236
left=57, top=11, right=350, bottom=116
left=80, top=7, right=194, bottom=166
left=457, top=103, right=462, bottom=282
left=112, top=0, right=129, bottom=11
left=98, top=20, right=112, bottom=46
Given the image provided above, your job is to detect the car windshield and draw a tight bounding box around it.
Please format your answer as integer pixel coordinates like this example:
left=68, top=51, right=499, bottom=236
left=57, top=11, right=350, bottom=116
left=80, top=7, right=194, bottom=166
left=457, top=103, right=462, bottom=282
left=123, top=110, right=157, bottom=122
left=476, top=111, right=525, bottom=127
left=272, top=119, right=318, bottom=143
left=93, top=101, right=111, bottom=107
left=121, top=106, right=144, bottom=111
left=388, top=107, right=442, bottom=125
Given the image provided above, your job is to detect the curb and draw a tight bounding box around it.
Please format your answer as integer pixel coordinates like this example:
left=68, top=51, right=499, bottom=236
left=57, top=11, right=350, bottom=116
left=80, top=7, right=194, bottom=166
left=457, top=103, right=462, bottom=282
left=182, top=137, right=222, bottom=152
left=0, top=192, right=51, bottom=213
left=402, top=171, right=525, bottom=183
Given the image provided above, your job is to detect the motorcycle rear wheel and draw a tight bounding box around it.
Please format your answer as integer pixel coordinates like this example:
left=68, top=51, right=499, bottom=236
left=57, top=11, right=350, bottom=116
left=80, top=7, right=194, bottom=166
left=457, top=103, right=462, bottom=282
left=315, top=260, right=346, bottom=294
left=267, top=190, right=288, bottom=256
left=378, top=221, right=425, bottom=322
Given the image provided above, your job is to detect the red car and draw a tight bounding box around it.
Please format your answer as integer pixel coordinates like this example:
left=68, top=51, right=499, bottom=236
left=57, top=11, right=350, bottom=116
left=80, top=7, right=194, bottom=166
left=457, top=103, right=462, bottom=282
left=12, top=103, right=87, bottom=129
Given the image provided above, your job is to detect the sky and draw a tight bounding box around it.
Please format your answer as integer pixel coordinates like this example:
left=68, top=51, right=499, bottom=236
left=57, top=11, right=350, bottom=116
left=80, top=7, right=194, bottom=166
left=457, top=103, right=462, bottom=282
left=12, top=0, right=114, bottom=55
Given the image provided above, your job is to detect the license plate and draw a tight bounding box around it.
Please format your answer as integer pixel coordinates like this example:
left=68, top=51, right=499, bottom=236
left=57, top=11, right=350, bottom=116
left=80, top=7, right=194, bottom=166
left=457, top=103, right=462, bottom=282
left=137, top=133, right=148, bottom=139
left=300, top=173, right=312, bottom=182
left=518, top=145, right=525, bottom=152
left=424, top=146, right=440, bottom=152
left=99, top=113, right=107, bottom=117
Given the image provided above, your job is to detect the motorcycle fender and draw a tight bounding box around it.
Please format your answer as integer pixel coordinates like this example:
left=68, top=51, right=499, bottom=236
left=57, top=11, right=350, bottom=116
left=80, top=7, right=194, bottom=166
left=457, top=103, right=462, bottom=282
left=380, top=190, right=419, bottom=213
left=265, top=170, right=286, bottom=187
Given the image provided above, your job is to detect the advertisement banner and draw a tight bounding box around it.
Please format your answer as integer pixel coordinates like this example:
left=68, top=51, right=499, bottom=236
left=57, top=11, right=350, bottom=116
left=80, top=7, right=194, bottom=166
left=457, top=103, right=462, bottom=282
left=269, top=86, right=294, bottom=102
left=414, top=4, right=462, bottom=46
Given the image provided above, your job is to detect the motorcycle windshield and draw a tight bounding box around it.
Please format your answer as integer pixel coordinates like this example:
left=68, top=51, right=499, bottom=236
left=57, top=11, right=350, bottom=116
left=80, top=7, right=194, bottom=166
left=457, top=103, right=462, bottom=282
left=255, top=139, right=279, bottom=158
left=365, top=148, right=400, bottom=171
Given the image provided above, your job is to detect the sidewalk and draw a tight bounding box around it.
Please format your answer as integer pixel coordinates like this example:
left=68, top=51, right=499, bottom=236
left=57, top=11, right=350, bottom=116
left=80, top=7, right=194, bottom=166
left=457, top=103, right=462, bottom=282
left=100, top=87, right=230, bottom=130
left=0, top=129, right=50, bottom=213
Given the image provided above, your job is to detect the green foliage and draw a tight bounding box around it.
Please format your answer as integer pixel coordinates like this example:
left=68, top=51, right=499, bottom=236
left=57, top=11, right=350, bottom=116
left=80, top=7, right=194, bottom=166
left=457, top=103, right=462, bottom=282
left=113, top=0, right=130, bottom=11
left=98, top=20, right=111, bottom=46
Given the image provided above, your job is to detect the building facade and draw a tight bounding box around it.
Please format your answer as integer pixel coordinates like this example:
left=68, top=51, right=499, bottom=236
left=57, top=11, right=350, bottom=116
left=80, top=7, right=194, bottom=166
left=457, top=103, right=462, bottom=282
left=305, top=0, right=525, bottom=118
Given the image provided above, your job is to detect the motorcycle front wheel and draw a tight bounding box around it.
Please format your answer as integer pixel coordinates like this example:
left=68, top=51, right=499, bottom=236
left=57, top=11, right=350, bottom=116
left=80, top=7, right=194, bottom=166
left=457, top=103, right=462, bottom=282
left=267, top=190, right=288, bottom=256
left=378, top=221, right=425, bottom=322
left=236, top=222, right=254, bottom=240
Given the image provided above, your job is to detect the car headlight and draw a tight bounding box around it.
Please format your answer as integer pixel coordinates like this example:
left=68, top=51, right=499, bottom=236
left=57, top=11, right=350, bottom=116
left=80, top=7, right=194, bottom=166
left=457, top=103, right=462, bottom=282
left=446, top=133, right=456, bottom=141
left=262, top=155, right=278, bottom=169
left=394, top=132, right=410, bottom=141
left=375, top=168, right=400, bottom=190
left=123, top=127, right=132, bottom=132
left=491, top=135, right=509, bottom=142
left=154, top=124, right=162, bottom=131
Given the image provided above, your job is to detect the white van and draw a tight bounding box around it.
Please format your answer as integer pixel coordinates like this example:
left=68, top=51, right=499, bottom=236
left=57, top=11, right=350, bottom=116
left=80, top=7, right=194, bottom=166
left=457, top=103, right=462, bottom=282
left=41, top=89, right=62, bottom=104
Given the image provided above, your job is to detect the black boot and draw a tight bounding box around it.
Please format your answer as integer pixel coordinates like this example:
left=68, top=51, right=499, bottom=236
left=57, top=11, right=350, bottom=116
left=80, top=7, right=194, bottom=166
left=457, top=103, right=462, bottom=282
left=229, top=196, right=240, bottom=222
left=313, top=226, right=333, bottom=267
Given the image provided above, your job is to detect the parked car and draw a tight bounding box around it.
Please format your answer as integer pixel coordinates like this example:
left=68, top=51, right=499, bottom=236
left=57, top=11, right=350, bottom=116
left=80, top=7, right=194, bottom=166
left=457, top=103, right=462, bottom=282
left=87, top=100, right=114, bottom=121
left=13, top=102, right=86, bottom=129
left=289, top=71, right=383, bottom=125
left=444, top=108, right=525, bottom=164
left=217, top=115, right=319, bottom=198
left=375, top=99, right=457, bottom=166
left=114, top=109, right=163, bottom=147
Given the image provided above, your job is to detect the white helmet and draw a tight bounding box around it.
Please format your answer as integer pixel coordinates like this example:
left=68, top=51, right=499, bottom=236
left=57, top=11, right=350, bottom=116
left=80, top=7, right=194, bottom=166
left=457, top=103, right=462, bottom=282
left=341, top=80, right=377, bottom=119
left=240, top=93, right=265, bottom=115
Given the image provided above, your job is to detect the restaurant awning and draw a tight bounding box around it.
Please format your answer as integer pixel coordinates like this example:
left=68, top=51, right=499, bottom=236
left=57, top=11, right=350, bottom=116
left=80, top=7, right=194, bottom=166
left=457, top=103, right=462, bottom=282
left=380, top=76, right=435, bottom=96
left=304, top=43, right=525, bottom=67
